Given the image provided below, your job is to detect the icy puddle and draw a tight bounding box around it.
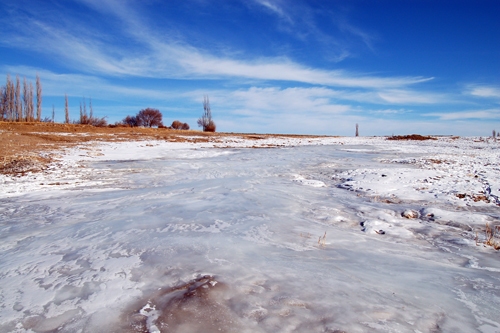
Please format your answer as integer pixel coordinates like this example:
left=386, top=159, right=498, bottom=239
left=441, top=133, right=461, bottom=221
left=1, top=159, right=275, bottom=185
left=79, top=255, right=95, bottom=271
left=1, top=140, right=499, bottom=332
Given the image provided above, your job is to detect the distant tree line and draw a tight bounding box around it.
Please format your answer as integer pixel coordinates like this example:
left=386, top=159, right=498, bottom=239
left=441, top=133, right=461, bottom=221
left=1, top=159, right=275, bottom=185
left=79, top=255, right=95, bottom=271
left=0, top=74, right=42, bottom=122
left=0, top=73, right=108, bottom=126
left=2, top=73, right=216, bottom=132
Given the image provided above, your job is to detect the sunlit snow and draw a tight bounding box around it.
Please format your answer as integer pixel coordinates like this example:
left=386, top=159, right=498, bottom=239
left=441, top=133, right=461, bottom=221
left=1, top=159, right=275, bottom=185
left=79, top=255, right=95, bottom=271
left=1, top=136, right=499, bottom=332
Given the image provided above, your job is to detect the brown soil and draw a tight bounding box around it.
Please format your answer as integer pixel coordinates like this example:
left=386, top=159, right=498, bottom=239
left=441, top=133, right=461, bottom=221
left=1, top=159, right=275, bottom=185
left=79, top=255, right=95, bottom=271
left=387, top=134, right=437, bottom=141
left=0, top=122, right=326, bottom=175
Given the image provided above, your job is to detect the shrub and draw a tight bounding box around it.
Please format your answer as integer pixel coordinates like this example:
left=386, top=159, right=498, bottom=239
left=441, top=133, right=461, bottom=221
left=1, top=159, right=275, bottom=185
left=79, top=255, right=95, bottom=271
left=171, top=120, right=190, bottom=130
left=123, top=115, right=139, bottom=127
left=91, top=117, right=108, bottom=127
left=171, top=120, right=182, bottom=129
left=77, top=97, right=107, bottom=127
left=387, top=134, right=437, bottom=141
left=136, top=108, right=163, bottom=127
left=205, top=120, right=216, bottom=132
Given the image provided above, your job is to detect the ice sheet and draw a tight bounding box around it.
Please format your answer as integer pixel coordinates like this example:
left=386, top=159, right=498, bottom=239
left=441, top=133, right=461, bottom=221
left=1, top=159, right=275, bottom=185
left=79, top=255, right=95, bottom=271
left=1, top=136, right=500, bottom=332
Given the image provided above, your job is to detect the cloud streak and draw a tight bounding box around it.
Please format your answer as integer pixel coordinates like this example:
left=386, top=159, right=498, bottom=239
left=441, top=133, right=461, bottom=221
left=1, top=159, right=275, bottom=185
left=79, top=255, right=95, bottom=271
left=466, top=85, right=500, bottom=99
left=0, top=0, right=433, bottom=90
left=428, top=109, right=500, bottom=120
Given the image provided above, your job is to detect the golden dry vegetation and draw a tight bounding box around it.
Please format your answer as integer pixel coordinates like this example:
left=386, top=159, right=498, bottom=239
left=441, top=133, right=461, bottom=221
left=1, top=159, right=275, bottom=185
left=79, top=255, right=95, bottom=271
left=0, top=122, right=324, bottom=175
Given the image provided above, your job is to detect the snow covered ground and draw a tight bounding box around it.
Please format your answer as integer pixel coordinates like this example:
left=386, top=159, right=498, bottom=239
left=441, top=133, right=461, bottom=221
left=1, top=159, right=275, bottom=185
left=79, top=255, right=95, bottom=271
left=1, top=135, right=499, bottom=333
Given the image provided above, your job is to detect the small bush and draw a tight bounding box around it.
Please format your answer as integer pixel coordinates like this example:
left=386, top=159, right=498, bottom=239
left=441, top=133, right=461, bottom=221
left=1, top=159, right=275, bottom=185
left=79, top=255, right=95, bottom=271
left=122, top=115, right=139, bottom=127
left=171, top=120, right=182, bottom=129
left=387, top=134, right=437, bottom=141
left=171, top=120, right=190, bottom=130
left=91, top=117, right=108, bottom=127
left=205, top=120, right=216, bottom=132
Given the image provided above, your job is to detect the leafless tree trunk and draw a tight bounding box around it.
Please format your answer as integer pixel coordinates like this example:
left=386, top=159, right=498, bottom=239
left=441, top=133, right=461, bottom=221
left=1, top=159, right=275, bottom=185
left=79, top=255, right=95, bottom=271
left=36, top=74, right=42, bottom=121
left=29, top=82, right=34, bottom=121
left=23, top=78, right=29, bottom=121
left=65, top=94, right=70, bottom=124
left=15, top=75, right=22, bottom=121
left=0, top=85, right=6, bottom=120
left=79, top=97, right=90, bottom=124
left=52, top=105, right=55, bottom=123
left=355, top=123, right=359, bottom=137
left=89, top=98, right=93, bottom=120
left=6, top=74, right=15, bottom=121
left=79, top=100, right=83, bottom=123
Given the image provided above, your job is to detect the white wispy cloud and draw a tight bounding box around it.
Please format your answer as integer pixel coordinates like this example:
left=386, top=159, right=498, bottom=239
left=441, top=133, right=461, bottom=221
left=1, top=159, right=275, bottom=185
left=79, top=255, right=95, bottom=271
left=428, top=109, right=500, bottom=120
left=369, top=108, right=411, bottom=115
left=0, top=0, right=433, bottom=90
left=253, top=0, right=293, bottom=23
left=466, top=85, right=500, bottom=99
left=1, top=66, right=179, bottom=101
left=378, top=89, right=443, bottom=104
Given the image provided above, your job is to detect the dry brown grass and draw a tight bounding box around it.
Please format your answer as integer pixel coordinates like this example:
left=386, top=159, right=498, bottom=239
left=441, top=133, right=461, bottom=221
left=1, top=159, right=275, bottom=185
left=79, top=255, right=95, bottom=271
left=475, top=223, right=500, bottom=250
left=0, top=122, right=329, bottom=175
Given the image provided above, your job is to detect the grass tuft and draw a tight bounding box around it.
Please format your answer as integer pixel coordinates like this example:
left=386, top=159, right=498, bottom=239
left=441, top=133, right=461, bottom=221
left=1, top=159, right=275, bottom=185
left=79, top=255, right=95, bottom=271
left=318, top=231, right=327, bottom=248
left=475, top=223, right=500, bottom=250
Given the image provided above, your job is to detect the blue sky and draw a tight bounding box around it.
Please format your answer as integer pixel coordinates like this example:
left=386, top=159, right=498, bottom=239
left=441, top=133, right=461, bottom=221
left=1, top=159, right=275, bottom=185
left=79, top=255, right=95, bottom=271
left=1, top=0, right=499, bottom=135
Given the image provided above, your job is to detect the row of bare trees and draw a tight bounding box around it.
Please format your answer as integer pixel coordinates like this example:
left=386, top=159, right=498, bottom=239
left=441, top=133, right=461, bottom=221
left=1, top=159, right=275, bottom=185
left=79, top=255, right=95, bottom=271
left=0, top=74, right=108, bottom=126
left=0, top=74, right=42, bottom=122
left=2, top=73, right=216, bottom=132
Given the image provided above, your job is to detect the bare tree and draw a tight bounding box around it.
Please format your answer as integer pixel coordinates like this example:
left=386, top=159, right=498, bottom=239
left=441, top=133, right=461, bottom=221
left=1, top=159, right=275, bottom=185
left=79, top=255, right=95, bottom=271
left=28, top=82, right=34, bottom=121
left=493, top=130, right=497, bottom=140
left=23, top=78, right=29, bottom=121
left=52, top=105, right=55, bottom=123
left=89, top=97, right=93, bottom=120
left=22, top=77, right=34, bottom=122
left=197, top=95, right=216, bottom=132
left=36, top=74, right=42, bottom=121
left=79, top=98, right=87, bottom=124
left=76, top=97, right=105, bottom=126
left=64, top=94, right=70, bottom=124
left=6, top=74, right=15, bottom=121
left=136, top=108, right=163, bottom=127
left=15, top=75, right=22, bottom=121
left=355, top=123, right=359, bottom=137
left=0, top=85, right=6, bottom=120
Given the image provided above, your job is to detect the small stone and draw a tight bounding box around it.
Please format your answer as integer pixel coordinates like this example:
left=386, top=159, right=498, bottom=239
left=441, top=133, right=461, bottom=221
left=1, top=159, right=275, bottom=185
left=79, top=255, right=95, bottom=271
left=13, top=302, right=23, bottom=311
left=402, top=209, right=419, bottom=219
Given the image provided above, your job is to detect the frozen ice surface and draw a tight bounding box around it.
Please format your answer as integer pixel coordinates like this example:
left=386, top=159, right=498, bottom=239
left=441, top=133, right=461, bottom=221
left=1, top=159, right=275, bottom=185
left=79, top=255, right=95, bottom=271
left=1, top=136, right=500, bottom=332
